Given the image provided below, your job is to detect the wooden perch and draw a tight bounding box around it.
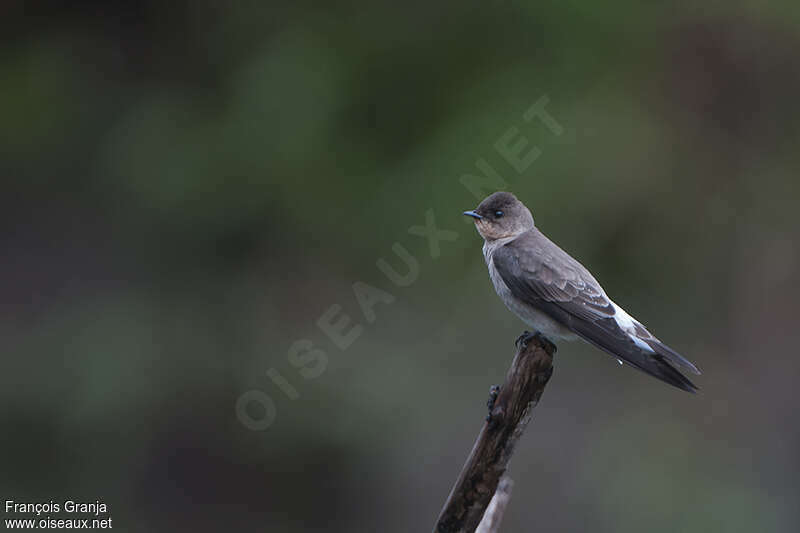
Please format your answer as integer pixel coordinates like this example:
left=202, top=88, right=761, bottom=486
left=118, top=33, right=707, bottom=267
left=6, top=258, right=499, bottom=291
left=475, top=476, right=514, bottom=533
left=434, top=332, right=555, bottom=533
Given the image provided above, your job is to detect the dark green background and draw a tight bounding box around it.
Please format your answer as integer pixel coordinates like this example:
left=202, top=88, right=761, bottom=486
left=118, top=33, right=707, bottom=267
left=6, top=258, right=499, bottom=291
left=3, top=2, right=799, bottom=531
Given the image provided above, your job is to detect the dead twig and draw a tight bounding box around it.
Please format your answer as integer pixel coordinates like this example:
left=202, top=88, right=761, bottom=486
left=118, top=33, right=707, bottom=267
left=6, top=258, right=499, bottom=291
left=475, top=476, right=514, bottom=533
left=434, top=332, right=555, bottom=533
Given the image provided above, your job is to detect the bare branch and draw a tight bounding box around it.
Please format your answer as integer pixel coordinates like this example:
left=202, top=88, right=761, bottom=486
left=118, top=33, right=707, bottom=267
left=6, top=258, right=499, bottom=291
left=475, top=476, right=514, bottom=533
left=434, top=333, right=555, bottom=533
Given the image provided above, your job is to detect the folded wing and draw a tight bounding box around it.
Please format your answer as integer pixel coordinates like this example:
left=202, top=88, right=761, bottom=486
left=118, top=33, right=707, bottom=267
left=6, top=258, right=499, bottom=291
left=492, top=230, right=699, bottom=392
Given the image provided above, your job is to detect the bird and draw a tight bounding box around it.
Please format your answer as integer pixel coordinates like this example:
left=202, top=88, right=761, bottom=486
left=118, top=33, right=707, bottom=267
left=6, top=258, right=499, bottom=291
left=464, top=191, right=700, bottom=392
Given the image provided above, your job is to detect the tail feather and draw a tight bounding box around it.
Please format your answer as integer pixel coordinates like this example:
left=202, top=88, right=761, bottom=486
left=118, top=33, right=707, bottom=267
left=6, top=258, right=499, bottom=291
left=645, top=339, right=701, bottom=376
left=566, top=315, right=699, bottom=393
left=620, top=349, right=698, bottom=393
left=531, top=300, right=699, bottom=393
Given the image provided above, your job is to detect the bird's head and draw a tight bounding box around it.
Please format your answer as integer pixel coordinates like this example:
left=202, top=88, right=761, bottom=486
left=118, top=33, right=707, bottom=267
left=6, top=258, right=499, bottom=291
left=463, top=191, right=535, bottom=241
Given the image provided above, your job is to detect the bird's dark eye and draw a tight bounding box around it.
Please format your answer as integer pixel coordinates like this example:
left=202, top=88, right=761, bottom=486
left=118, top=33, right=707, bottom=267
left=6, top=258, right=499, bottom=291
left=494, top=210, right=504, bottom=218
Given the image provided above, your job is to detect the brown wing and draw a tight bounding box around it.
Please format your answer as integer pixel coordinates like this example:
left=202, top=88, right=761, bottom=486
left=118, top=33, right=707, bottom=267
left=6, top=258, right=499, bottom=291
left=493, top=229, right=698, bottom=392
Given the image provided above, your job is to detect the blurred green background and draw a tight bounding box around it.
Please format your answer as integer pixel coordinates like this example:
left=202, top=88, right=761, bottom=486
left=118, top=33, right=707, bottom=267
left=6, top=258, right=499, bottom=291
left=3, top=2, right=799, bottom=532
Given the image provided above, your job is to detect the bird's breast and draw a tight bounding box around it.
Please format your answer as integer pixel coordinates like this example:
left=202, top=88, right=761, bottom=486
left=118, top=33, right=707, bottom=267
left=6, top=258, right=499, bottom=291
left=483, top=239, right=578, bottom=341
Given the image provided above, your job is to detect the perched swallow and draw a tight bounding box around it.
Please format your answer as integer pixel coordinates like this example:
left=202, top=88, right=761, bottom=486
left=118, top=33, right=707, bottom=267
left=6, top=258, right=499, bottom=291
left=464, top=191, right=700, bottom=392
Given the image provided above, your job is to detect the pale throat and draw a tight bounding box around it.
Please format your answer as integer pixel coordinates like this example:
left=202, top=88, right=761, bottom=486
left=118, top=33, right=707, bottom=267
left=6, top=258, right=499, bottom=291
left=475, top=221, right=528, bottom=243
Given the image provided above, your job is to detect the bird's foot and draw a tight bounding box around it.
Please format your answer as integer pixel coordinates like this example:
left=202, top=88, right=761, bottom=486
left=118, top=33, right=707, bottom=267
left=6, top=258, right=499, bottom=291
left=534, top=332, right=558, bottom=354
left=515, top=330, right=557, bottom=353
left=485, top=384, right=500, bottom=421
left=515, top=331, right=533, bottom=349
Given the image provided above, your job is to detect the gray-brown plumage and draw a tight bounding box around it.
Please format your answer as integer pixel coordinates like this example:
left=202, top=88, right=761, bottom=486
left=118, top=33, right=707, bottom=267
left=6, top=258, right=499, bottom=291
left=464, top=191, right=700, bottom=392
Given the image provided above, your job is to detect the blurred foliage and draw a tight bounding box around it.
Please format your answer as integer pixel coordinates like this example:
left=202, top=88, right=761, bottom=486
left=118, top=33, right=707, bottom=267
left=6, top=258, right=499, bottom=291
left=2, top=2, right=800, bottom=532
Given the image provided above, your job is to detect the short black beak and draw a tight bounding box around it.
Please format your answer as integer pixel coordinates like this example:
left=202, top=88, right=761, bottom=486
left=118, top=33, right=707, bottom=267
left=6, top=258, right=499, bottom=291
left=463, top=210, right=483, bottom=220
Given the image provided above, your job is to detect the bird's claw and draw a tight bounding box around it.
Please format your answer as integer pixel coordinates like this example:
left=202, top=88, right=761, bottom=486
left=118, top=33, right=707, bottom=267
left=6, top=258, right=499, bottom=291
left=515, top=331, right=533, bottom=349
left=516, top=330, right=557, bottom=353
left=486, top=384, right=500, bottom=421
left=534, top=332, right=558, bottom=354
